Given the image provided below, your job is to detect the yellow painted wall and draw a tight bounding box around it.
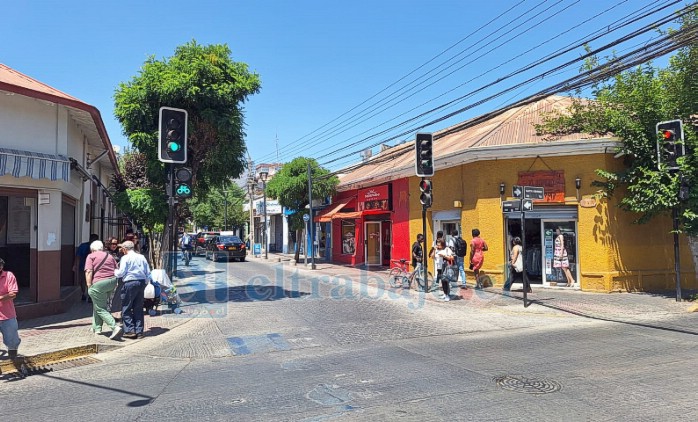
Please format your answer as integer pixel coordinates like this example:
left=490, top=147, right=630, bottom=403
left=408, top=153, right=696, bottom=292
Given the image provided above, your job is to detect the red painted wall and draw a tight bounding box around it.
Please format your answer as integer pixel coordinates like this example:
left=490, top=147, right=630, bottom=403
left=330, top=178, right=411, bottom=267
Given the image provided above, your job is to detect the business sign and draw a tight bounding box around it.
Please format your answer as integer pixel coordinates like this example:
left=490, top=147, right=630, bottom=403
left=358, top=184, right=391, bottom=211
left=518, top=171, right=565, bottom=202
left=502, top=200, right=521, bottom=213
left=253, top=243, right=261, bottom=255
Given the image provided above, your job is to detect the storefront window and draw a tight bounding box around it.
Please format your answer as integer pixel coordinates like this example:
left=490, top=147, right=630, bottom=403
left=341, top=221, right=356, bottom=255
left=543, top=222, right=577, bottom=285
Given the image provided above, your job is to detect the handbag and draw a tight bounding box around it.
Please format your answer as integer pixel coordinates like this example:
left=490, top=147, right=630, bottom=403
left=444, top=264, right=458, bottom=282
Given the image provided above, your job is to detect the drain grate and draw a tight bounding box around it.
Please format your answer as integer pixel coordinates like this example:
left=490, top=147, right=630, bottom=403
left=3, top=356, right=101, bottom=379
left=493, top=375, right=561, bottom=394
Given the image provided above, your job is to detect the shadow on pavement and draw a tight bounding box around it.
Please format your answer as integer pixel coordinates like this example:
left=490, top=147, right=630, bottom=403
left=179, top=285, right=310, bottom=304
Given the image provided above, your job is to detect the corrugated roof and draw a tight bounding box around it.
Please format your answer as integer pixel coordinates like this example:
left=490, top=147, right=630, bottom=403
left=337, top=95, right=611, bottom=189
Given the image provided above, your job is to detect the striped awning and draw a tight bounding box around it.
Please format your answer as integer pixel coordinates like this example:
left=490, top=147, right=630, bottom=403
left=0, top=148, right=70, bottom=182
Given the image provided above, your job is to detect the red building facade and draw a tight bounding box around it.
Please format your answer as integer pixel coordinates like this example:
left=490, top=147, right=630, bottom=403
left=316, top=178, right=410, bottom=268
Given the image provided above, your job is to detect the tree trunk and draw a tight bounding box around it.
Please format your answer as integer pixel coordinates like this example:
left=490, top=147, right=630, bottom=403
left=294, top=228, right=301, bottom=263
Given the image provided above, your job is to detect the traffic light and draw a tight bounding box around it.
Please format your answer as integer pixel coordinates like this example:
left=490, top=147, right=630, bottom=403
left=656, top=119, right=684, bottom=170
left=415, top=132, right=434, bottom=177
left=159, top=107, right=188, bottom=164
left=174, top=166, right=193, bottom=199
left=419, top=179, right=433, bottom=207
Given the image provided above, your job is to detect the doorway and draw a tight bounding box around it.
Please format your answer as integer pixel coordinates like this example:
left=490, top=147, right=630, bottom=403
left=364, top=221, right=381, bottom=266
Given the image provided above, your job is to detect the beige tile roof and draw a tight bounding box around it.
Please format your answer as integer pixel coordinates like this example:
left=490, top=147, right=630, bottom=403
left=337, top=95, right=610, bottom=189
left=0, top=63, right=83, bottom=103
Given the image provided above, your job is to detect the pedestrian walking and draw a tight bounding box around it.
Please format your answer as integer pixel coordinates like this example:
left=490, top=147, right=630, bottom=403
left=85, top=240, right=122, bottom=340
left=469, top=228, right=488, bottom=289
left=0, top=258, right=21, bottom=360
left=554, top=227, right=575, bottom=287
left=434, top=239, right=454, bottom=301
left=428, top=230, right=444, bottom=261
left=450, top=230, right=468, bottom=288
left=114, top=240, right=151, bottom=339
left=105, top=236, right=123, bottom=318
left=74, top=233, right=99, bottom=302
left=503, top=237, right=525, bottom=292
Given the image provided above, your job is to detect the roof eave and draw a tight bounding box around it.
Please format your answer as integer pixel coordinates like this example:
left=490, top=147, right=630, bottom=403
left=0, top=81, right=120, bottom=175
left=337, top=138, right=621, bottom=191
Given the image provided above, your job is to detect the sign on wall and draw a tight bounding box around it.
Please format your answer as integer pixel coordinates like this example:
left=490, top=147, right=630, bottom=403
left=358, top=184, right=391, bottom=211
left=517, top=171, right=565, bottom=202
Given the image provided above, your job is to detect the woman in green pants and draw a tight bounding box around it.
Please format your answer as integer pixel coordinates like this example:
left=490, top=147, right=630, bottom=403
left=85, top=240, right=122, bottom=340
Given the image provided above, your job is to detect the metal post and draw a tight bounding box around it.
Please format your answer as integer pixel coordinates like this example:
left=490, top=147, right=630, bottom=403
left=673, top=206, right=682, bottom=301
left=224, top=191, right=228, bottom=231
left=167, top=163, right=175, bottom=279
left=521, top=210, right=529, bottom=307
left=422, top=203, right=428, bottom=292
left=307, top=162, right=316, bottom=270
left=262, top=179, right=268, bottom=259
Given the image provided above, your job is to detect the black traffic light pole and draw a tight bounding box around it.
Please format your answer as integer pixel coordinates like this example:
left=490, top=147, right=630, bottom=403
left=421, top=177, right=429, bottom=291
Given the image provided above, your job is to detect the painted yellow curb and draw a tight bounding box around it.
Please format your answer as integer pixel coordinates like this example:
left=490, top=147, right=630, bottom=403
left=688, top=304, right=698, bottom=313
left=0, top=344, right=99, bottom=375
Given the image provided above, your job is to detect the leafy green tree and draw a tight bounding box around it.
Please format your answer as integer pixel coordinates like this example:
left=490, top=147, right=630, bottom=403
left=265, top=158, right=339, bottom=262
left=190, top=183, right=247, bottom=231
left=535, top=11, right=698, bottom=234
left=112, top=40, right=261, bottom=265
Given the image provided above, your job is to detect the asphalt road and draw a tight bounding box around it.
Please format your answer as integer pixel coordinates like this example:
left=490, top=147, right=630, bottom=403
left=2, top=256, right=697, bottom=421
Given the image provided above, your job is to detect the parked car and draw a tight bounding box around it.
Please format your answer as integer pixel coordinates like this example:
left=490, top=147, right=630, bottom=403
left=195, top=231, right=220, bottom=256
left=205, top=233, right=247, bottom=262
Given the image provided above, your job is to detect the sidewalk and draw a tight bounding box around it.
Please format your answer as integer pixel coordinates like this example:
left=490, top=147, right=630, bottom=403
left=7, top=252, right=697, bottom=361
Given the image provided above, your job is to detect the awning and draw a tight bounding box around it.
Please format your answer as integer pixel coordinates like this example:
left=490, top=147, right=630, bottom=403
left=0, top=148, right=70, bottom=182
left=333, top=209, right=388, bottom=220
left=314, top=199, right=353, bottom=223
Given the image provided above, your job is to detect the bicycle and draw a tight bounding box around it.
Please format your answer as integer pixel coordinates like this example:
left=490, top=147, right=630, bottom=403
left=388, top=259, right=435, bottom=291
left=182, top=247, right=192, bottom=266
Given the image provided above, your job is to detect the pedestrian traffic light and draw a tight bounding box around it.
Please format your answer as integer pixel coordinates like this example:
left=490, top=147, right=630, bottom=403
left=415, top=132, right=434, bottom=177
left=159, top=107, right=188, bottom=164
left=656, top=119, right=684, bottom=170
left=174, top=166, right=193, bottom=199
left=419, top=179, right=433, bottom=207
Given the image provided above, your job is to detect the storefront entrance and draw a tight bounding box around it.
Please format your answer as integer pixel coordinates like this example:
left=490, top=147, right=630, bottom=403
left=505, top=207, right=578, bottom=287
left=364, top=221, right=381, bottom=266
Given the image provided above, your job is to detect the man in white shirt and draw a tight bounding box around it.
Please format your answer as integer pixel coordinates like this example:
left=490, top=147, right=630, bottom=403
left=114, top=241, right=151, bottom=339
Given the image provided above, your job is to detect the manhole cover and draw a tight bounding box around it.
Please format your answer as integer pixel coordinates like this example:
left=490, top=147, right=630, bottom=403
left=493, top=375, right=561, bottom=394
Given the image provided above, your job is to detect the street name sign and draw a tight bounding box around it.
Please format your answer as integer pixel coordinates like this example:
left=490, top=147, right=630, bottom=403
left=522, top=198, right=534, bottom=211
left=524, top=186, right=545, bottom=200
left=502, top=200, right=521, bottom=213
left=512, top=185, right=523, bottom=198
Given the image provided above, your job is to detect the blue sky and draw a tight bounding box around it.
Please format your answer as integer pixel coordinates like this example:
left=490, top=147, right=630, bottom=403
left=1, top=0, right=683, bottom=171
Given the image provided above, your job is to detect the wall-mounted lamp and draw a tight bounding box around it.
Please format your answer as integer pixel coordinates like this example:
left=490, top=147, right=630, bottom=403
left=499, top=182, right=506, bottom=196
left=575, top=177, right=581, bottom=190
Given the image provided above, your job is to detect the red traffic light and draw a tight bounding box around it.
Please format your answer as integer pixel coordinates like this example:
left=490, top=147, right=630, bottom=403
left=419, top=180, right=432, bottom=192
left=661, top=130, right=675, bottom=140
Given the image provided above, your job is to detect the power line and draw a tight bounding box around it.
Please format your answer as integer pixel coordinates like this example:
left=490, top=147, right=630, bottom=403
left=316, top=1, right=691, bottom=167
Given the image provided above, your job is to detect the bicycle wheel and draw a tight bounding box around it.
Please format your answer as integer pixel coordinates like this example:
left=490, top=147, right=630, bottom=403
left=387, top=268, right=404, bottom=288
left=414, top=270, right=435, bottom=292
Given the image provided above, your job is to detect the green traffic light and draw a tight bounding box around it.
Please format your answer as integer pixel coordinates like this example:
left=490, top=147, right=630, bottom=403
left=168, top=142, right=181, bottom=152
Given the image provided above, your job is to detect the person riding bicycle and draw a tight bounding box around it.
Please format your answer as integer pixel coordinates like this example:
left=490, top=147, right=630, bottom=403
left=180, top=233, right=194, bottom=264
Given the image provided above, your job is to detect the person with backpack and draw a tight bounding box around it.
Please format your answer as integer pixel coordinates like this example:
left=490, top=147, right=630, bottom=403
left=180, top=233, right=193, bottom=265
left=450, top=230, right=468, bottom=289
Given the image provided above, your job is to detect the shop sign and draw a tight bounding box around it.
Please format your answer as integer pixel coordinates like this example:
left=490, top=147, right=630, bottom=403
left=579, top=196, right=597, bottom=208
left=502, top=200, right=521, bottom=213
left=518, top=171, right=565, bottom=202
left=358, top=185, right=390, bottom=211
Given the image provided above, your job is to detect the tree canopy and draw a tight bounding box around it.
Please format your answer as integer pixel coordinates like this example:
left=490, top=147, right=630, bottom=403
left=536, top=11, right=698, bottom=234
left=112, top=40, right=261, bottom=228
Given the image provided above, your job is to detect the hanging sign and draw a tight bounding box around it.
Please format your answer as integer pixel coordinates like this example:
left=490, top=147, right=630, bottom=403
left=518, top=171, right=565, bottom=202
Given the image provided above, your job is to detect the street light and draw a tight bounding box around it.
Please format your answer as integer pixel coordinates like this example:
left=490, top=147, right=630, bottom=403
left=259, top=167, right=269, bottom=260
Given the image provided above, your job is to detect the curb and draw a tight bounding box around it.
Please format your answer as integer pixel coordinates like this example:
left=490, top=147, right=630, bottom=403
left=0, top=343, right=120, bottom=375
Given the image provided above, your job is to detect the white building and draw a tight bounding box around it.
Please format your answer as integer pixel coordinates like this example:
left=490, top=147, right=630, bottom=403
left=0, top=64, right=122, bottom=318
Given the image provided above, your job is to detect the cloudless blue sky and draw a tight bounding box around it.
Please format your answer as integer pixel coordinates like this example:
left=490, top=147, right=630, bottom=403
left=1, top=0, right=684, bottom=171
